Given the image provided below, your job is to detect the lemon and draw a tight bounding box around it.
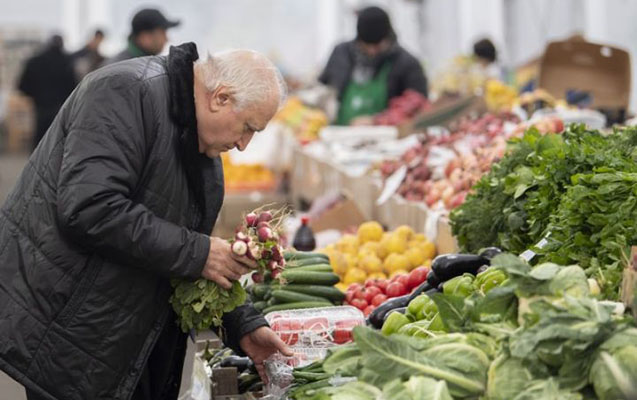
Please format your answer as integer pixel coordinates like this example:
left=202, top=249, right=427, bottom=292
left=330, top=252, right=348, bottom=276
left=412, top=233, right=427, bottom=242
left=405, top=248, right=425, bottom=270
left=361, top=241, right=381, bottom=257
left=420, top=241, right=436, bottom=260
left=385, top=234, right=407, bottom=255
left=357, top=221, right=384, bottom=243
left=383, top=253, right=410, bottom=274
left=344, top=268, right=367, bottom=285
left=394, top=225, right=414, bottom=240
left=359, top=254, right=383, bottom=274
left=344, top=254, right=358, bottom=271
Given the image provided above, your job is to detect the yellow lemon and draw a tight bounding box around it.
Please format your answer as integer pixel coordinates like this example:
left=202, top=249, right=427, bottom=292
left=359, top=254, right=383, bottom=274
left=420, top=241, right=436, bottom=260
left=335, top=282, right=349, bottom=292
left=423, top=259, right=432, bottom=267
left=344, top=254, right=358, bottom=271
left=361, top=241, right=381, bottom=257
left=367, top=272, right=388, bottom=280
left=383, top=253, right=411, bottom=274
left=385, top=234, right=407, bottom=255
left=405, top=248, right=425, bottom=270
left=357, top=221, right=384, bottom=243
left=413, top=233, right=427, bottom=242
left=330, top=252, right=348, bottom=276
left=344, top=268, right=367, bottom=285
left=394, top=225, right=414, bottom=241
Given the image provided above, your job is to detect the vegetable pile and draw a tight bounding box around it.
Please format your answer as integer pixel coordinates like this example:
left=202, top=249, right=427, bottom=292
left=248, top=250, right=345, bottom=314
left=170, top=207, right=287, bottom=332
left=286, top=254, right=637, bottom=399
left=451, top=125, right=637, bottom=300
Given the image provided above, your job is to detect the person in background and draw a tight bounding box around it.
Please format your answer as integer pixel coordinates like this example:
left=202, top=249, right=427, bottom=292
left=72, top=29, right=105, bottom=80
left=319, top=6, right=428, bottom=125
left=17, top=34, right=76, bottom=151
left=473, top=38, right=503, bottom=80
left=105, top=8, right=180, bottom=65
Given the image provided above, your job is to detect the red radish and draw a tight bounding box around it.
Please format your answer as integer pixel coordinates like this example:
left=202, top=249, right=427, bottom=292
left=235, top=231, right=248, bottom=242
left=272, top=246, right=283, bottom=262
left=268, top=260, right=279, bottom=271
left=251, top=272, right=263, bottom=283
left=248, top=243, right=262, bottom=260
left=371, top=293, right=388, bottom=307
left=257, top=227, right=273, bottom=242
left=257, top=221, right=271, bottom=229
left=271, top=268, right=282, bottom=279
left=258, top=211, right=273, bottom=223
left=261, top=249, right=272, bottom=260
left=231, top=240, right=247, bottom=256
left=245, top=212, right=258, bottom=227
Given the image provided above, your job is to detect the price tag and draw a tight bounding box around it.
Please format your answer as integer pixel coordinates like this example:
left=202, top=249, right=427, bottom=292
left=376, top=165, right=407, bottom=205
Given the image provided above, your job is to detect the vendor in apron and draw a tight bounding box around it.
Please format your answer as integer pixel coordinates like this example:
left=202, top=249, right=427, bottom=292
left=319, top=6, right=428, bottom=126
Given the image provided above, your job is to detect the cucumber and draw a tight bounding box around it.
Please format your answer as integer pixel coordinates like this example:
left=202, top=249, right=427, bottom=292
left=287, top=264, right=333, bottom=273
left=266, top=297, right=279, bottom=307
left=271, top=289, right=332, bottom=304
left=286, top=257, right=331, bottom=268
left=280, top=270, right=340, bottom=286
left=263, top=301, right=332, bottom=314
left=251, top=284, right=271, bottom=300
left=284, top=251, right=329, bottom=262
left=253, top=301, right=267, bottom=312
left=274, top=284, right=345, bottom=302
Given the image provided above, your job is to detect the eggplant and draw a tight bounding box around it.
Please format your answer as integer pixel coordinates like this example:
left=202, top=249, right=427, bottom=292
left=220, top=356, right=253, bottom=372
left=431, top=254, right=489, bottom=282
left=427, top=270, right=440, bottom=288
left=407, top=281, right=433, bottom=302
left=479, top=247, right=503, bottom=260
left=367, top=294, right=410, bottom=329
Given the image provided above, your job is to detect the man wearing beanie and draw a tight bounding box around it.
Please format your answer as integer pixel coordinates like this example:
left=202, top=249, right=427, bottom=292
left=319, top=6, right=428, bottom=125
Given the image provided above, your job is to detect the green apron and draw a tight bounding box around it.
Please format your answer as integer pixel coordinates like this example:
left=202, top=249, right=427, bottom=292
left=336, top=62, right=392, bottom=125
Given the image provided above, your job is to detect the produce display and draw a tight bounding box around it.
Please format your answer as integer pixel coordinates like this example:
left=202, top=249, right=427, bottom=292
left=451, top=125, right=637, bottom=300
left=484, top=80, right=517, bottom=112
left=170, top=207, right=287, bottom=332
left=322, top=222, right=436, bottom=288
left=373, top=89, right=431, bottom=126
left=285, top=254, right=637, bottom=399
left=273, top=96, right=328, bottom=143
left=222, top=153, right=277, bottom=192
left=248, top=250, right=345, bottom=314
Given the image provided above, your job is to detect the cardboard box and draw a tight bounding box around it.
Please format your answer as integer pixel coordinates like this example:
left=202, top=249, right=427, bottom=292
left=538, top=38, right=631, bottom=110
left=309, top=192, right=366, bottom=233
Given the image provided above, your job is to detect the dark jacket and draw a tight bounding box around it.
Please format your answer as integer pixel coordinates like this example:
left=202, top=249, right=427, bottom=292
left=0, top=42, right=266, bottom=400
left=103, top=40, right=151, bottom=67
left=318, top=40, right=428, bottom=100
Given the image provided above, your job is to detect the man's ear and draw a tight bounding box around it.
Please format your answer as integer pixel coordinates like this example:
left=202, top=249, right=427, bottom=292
left=209, top=86, right=232, bottom=112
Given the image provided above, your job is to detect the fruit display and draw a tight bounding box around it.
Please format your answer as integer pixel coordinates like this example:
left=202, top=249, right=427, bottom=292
left=283, top=254, right=636, bottom=400
left=273, top=96, right=328, bottom=143
left=378, top=112, right=564, bottom=210
left=484, top=80, right=517, bottom=111
left=321, top=222, right=436, bottom=289
left=248, top=250, right=345, bottom=314
left=221, top=153, right=277, bottom=192
left=373, top=89, right=431, bottom=126
left=170, top=207, right=287, bottom=332
left=451, top=125, right=637, bottom=300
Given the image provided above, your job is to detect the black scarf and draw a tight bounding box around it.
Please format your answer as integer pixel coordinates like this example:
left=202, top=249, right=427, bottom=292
left=166, top=42, right=206, bottom=230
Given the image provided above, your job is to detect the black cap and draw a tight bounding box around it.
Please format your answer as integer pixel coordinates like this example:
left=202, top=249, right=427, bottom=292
left=356, top=6, right=392, bottom=44
left=131, top=8, right=180, bottom=35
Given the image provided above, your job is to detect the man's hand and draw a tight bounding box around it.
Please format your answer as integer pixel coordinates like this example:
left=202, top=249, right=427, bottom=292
left=240, top=326, right=293, bottom=383
left=201, top=237, right=257, bottom=289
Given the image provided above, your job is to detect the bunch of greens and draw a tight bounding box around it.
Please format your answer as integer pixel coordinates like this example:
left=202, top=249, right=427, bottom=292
left=450, top=125, right=637, bottom=299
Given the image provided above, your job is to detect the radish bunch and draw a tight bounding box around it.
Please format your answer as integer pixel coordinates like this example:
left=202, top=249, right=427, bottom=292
left=231, top=208, right=287, bottom=283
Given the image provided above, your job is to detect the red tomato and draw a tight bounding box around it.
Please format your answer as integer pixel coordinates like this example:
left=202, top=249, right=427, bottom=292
left=363, top=286, right=383, bottom=304
left=371, top=293, right=388, bottom=307
left=390, top=274, right=405, bottom=284
left=408, top=267, right=429, bottom=289
left=350, top=298, right=368, bottom=311
left=363, top=305, right=376, bottom=317
left=364, top=279, right=378, bottom=288
left=345, top=291, right=355, bottom=304
left=303, top=317, right=328, bottom=332
left=271, top=319, right=299, bottom=345
left=347, top=283, right=363, bottom=292
left=353, top=287, right=366, bottom=301
left=396, top=275, right=410, bottom=289
left=333, top=320, right=361, bottom=344
left=375, top=279, right=389, bottom=294
left=386, top=282, right=407, bottom=298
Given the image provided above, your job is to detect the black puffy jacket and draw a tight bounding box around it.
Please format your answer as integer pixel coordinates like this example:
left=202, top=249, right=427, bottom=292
left=0, top=43, right=266, bottom=400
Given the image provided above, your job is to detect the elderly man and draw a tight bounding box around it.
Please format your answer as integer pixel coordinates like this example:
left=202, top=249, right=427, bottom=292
left=0, top=42, right=290, bottom=400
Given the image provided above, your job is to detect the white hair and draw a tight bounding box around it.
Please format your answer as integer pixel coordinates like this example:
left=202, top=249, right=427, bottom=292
left=194, top=49, right=287, bottom=110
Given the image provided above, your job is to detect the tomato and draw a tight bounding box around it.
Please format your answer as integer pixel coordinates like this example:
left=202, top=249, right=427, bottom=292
left=303, top=317, right=328, bottom=332
left=408, top=267, right=429, bottom=289
left=350, top=298, right=368, bottom=311
left=375, top=279, right=389, bottom=294
left=271, top=319, right=300, bottom=345
left=371, top=293, right=388, bottom=307
left=386, top=282, right=407, bottom=298
left=353, top=287, right=366, bottom=301
left=333, top=320, right=361, bottom=344
left=345, top=291, right=355, bottom=304
left=364, top=279, right=378, bottom=288
left=363, top=305, right=376, bottom=317
left=347, top=283, right=363, bottom=292
left=363, top=286, right=382, bottom=304
left=396, top=274, right=410, bottom=289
